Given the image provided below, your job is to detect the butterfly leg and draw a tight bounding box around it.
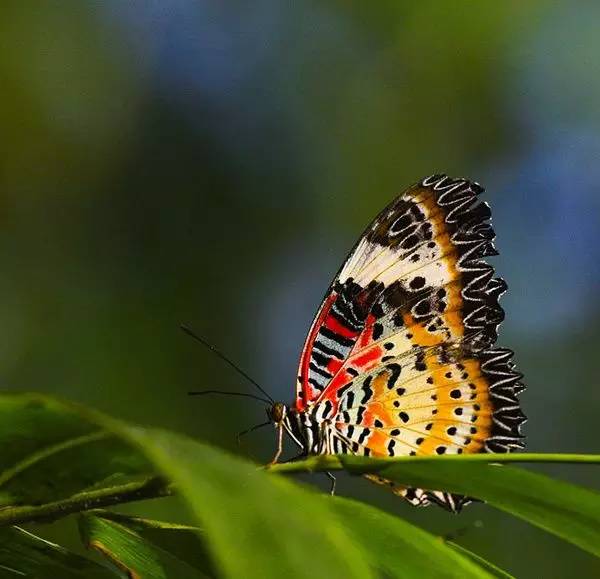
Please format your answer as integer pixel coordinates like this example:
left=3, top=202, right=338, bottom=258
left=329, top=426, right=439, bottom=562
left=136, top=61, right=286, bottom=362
left=326, top=471, right=337, bottom=496
left=268, top=423, right=284, bottom=466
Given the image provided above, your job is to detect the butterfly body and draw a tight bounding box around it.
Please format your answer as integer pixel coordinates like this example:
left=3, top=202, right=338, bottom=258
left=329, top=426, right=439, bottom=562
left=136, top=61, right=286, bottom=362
left=271, top=175, right=526, bottom=511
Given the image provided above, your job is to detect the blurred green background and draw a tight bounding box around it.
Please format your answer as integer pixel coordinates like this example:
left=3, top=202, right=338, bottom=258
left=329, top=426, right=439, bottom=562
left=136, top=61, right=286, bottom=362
left=1, top=1, right=599, bottom=577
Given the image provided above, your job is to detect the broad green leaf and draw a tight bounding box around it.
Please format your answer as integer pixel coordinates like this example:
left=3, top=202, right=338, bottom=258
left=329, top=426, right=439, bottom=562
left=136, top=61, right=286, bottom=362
left=0, top=526, right=116, bottom=578
left=0, top=394, right=154, bottom=510
left=331, top=496, right=500, bottom=578
left=108, top=425, right=375, bottom=579
left=272, top=455, right=600, bottom=558
left=79, top=511, right=214, bottom=579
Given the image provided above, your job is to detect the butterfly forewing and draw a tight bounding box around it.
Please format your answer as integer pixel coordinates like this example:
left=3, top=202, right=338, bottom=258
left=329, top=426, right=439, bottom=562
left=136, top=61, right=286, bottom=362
left=294, top=174, right=525, bottom=511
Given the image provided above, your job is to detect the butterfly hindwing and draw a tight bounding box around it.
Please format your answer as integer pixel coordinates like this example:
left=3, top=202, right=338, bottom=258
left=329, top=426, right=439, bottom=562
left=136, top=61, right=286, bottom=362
left=294, top=174, right=526, bottom=511
left=320, top=345, right=523, bottom=510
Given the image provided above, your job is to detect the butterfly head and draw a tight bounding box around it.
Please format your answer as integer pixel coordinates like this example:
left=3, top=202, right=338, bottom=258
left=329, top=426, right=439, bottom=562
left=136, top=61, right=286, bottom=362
left=266, top=401, right=288, bottom=425
left=266, top=401, right=311, bottom=460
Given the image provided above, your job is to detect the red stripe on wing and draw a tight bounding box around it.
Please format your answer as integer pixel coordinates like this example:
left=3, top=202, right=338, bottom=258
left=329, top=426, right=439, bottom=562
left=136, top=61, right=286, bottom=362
left=352, top=346, right=383, bottom=372
left=324, top=314, right=358, bottom=339
left=357, top=314, right=376, bottom=348
left=296, top=292, right=337, bottom=412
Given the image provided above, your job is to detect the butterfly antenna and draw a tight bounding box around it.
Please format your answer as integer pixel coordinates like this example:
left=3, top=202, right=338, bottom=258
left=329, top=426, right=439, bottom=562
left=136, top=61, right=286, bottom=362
left=187, top=389, right=272, bottom=405
left=236, top=420, right=271, bottom=445
left=180, top=324, right=275, bottom=404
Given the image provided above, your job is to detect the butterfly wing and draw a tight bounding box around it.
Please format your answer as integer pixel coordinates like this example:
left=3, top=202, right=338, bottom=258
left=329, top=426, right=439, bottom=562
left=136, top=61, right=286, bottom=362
left=295, top=174, right=525, bottom=510
left=325, top=346, right=524, bottom=511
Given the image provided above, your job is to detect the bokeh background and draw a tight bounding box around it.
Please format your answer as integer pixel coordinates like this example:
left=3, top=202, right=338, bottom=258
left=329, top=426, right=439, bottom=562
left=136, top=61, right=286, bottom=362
left=2, top=1, right=599, bottom=577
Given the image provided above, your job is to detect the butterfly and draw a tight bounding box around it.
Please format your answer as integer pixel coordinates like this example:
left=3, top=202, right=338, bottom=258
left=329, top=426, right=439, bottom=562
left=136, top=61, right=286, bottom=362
left=266, top=174, right=526, bottom=512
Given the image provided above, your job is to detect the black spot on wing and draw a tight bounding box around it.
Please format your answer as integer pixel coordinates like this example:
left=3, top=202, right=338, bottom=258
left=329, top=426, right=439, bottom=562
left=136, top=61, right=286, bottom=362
left=360, top=376, right=374, bottom=405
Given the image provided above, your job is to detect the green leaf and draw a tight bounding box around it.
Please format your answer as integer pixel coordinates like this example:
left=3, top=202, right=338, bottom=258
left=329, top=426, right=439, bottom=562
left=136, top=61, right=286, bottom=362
left=272, top=454, right=600, bottom=558
left=447, top=542, right=515, bottom=579
left=4, top=392, right=600, bottom=577
left=87, top=510, right=213, bottom=571
left=0, top=526, right=116, bottom=578
left=110, top=425, right=375, bottom=579
left=79, top=511, right=215, bottom=579
left=0, top=394, right=155, bottom=510
left=331, top=496, right=500, bottom=578
left=0, top=393, right=375, bottom=579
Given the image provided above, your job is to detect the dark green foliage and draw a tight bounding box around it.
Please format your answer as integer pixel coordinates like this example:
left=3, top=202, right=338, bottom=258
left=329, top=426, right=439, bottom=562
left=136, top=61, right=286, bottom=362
left=0, top=526, right=113, bottom=578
